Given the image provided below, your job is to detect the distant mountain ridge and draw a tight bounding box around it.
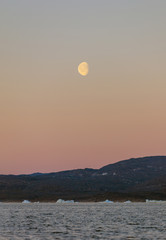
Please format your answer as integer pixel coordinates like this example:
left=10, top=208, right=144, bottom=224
left=0, top=156, right=166, bottom=201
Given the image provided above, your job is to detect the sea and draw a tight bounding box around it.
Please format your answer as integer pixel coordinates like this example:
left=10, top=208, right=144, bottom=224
left=0, top=202, right=165, bottom=240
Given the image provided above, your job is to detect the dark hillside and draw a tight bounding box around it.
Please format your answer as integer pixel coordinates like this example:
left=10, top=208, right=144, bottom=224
left=0, top=156, right=166, bottom=201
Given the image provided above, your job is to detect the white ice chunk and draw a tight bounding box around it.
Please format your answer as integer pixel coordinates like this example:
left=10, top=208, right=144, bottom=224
left=104, top=199, right=114, bottom=203
left=56, top=199, right=74, bottom=203
left=22, top=200, right=31, bottom=203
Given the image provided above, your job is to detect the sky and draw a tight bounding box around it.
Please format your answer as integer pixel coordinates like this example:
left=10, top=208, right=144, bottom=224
left=0, top=0, right=166, bottom=174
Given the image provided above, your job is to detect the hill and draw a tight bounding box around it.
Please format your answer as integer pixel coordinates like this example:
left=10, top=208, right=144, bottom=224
left=0, top=156, right=166, bottom=202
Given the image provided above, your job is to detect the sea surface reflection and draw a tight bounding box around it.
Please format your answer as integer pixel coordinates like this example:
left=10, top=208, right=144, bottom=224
left=0, top=202, right=165, bottom=239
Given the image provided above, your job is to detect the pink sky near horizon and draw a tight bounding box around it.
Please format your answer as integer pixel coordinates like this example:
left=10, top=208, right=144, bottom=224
left=1, top=1, right=166, bottom=174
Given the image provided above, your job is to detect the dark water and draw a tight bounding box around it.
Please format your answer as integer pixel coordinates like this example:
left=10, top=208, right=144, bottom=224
left=0, top=202, right=165, bottom=239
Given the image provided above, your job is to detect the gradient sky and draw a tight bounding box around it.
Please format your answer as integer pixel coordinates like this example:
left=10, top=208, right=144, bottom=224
left=1, top=0, right=166, bottom=174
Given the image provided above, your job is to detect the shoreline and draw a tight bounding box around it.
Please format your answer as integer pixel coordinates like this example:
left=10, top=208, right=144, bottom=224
left=1, top=200, right=166, bottom=204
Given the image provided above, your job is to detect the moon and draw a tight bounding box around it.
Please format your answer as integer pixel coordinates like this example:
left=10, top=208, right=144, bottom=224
left=78, top=62, right=89, bottom=76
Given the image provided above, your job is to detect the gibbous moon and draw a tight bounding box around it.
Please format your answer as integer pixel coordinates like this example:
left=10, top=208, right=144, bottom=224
left=78, top=62, right=89, bottom=76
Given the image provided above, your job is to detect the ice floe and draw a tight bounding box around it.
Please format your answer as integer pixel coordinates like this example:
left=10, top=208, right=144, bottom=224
left=103, top=199, right=114, bottom=203
left=22, top=200, right=31, bottom=203
left=56, top=199, right=74, bottom=203
left=146, top=199, right=166, bottom=203
left=124, top=200, right=131, bottom=203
